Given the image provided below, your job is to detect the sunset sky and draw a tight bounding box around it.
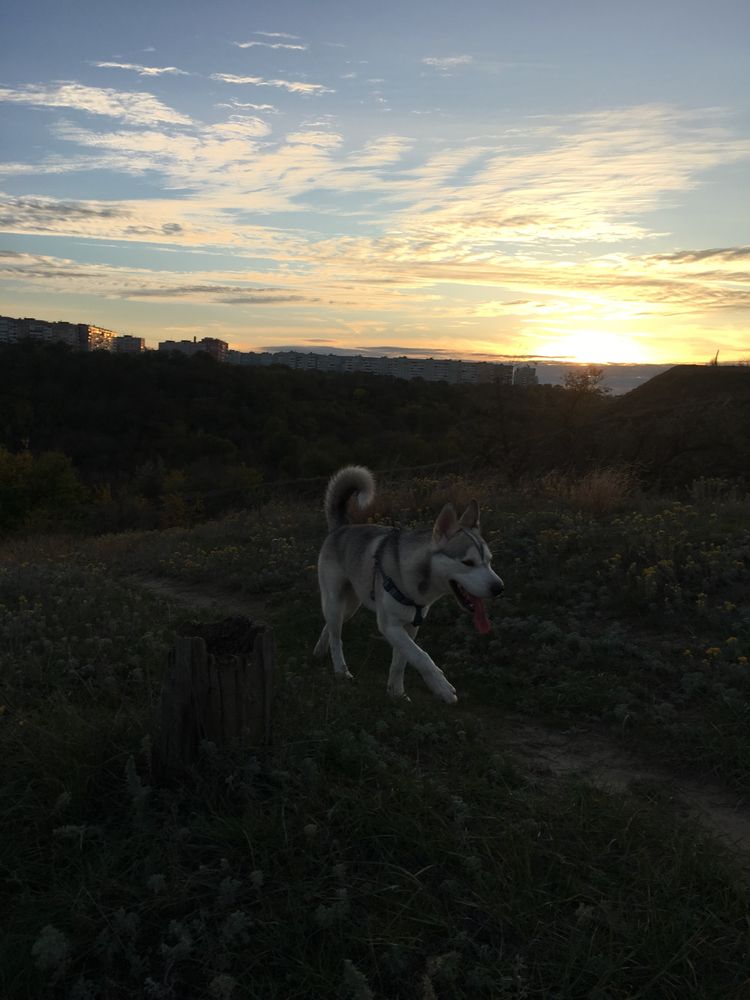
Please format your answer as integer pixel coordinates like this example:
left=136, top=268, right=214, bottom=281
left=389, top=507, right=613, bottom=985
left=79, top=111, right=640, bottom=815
left=1, top=0, right=748, bottom=366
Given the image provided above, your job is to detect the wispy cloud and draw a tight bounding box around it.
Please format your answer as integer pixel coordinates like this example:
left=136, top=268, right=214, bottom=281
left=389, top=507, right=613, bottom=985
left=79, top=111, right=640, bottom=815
left=7, top=239, right=749, bottom=361
left=422, top=55, right=473, bottom=72
left=9, top=111, right=274, bottom=191
left=0, top=251, right=319, bottom=306
left=4, top=202, right=748, bottom=318
left=215, top=99, right=280, bottom=113
left=648, top=247, right=750, bottom=264
left=209, top=73, right=333, bottom=95
left=0, top=195, right=126, bottom=228
left=127, top=284, right=315, bottom=305
left=2, top=86, right=750, bottom=362
left=253, top=31, right=301, bottom=40
left=0, top=82, right=193, bottom=125
left=348, top=135, right=413, bottom=168
left=373, top=106, right=750, bottom=252
left=233, top=40, right=308, bottom=51
left=92, top=61, right=190, bottom=77
left=3, top=100, right=747, bottom=250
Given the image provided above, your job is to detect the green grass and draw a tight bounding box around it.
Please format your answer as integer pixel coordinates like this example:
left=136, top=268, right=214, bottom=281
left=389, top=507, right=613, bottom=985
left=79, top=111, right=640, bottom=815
left=2, top=479, right=750, bottom=998
left=78, top=477, right=750, bottom=786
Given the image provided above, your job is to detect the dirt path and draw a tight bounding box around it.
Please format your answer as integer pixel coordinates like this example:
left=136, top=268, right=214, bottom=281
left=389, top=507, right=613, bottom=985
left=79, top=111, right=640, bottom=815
left=126, top=573, right=267, bottom=621
left=498, top=718, right=750, bottom=855
left=127, top=573, right=750, bottom=857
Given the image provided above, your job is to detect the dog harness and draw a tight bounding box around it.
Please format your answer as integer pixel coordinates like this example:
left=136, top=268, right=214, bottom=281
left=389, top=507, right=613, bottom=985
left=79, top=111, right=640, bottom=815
left=370, top=530, right=425, bottom=627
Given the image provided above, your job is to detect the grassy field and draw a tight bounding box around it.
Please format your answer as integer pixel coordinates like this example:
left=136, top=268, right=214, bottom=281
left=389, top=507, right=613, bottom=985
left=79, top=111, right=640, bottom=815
left=2, top=472, right=750, bottom=998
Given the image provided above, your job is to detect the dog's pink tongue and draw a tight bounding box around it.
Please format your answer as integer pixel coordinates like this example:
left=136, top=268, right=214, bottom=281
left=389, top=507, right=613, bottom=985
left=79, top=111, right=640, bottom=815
left=472, top=597, right=491, bottom=634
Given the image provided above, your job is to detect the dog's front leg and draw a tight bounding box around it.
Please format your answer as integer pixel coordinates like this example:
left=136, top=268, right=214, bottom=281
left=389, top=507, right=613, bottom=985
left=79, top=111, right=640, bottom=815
left=380, top=622, right=457, bottom=704
left=387, top=624, right=416, bottom=700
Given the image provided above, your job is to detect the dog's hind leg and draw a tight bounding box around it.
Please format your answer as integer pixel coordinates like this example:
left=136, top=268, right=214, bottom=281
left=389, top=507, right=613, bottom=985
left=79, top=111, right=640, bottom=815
left=387, top=625, right=416, bottom=700
left=316, top=582, right=360, bottom=679
left=313, top=626, right=330, bottom=658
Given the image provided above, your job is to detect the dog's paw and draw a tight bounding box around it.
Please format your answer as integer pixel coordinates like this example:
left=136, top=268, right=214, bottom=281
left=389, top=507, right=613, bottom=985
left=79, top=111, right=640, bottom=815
left=334, top=669, right=354, bottom=681
left=387, top=687, right=411, bottom=702
left=427, top=672, right=458, bottom=704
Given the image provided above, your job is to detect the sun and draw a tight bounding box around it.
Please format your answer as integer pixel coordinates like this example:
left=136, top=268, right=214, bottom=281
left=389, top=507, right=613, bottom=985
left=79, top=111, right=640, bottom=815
left=537, top=330, right=651, bottom=365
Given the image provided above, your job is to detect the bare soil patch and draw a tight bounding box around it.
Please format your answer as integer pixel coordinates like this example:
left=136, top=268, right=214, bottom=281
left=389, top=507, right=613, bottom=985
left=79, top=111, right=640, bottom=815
left=126, top=573, right=267, bottom=622
left=499, top=717, right=750, bottom=855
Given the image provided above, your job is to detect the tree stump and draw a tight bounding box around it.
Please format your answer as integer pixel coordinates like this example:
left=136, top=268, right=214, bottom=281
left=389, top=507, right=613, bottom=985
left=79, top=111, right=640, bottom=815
left=152, top=616, right=274, bottom=784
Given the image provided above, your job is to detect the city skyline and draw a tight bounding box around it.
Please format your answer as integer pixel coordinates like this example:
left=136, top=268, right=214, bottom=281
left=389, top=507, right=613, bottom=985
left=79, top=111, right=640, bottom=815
left=1, top=0, right=748, bottom=365
left=3, top=309, right=676, bottom=392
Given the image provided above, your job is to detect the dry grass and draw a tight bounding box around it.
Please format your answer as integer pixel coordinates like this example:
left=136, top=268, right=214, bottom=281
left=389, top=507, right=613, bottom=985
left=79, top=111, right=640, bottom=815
left=538, top=466, right=639, bottom=514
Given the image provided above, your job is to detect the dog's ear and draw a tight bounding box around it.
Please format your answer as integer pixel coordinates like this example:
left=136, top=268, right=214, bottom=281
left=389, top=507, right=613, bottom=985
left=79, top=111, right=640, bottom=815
left=433, top=503, right=458, bottom=543
left=459, top=499, right=480, bottom=530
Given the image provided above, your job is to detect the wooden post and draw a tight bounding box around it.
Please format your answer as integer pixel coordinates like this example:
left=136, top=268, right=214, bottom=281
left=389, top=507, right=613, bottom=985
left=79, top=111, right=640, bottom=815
left=152, top=616, right=274, bottom=784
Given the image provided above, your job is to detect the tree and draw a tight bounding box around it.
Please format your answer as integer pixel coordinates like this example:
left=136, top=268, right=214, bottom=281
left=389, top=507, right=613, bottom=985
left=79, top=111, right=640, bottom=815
left=563, top=365, right=611, bottom=397
left=0, top=447, right=85, bottom=533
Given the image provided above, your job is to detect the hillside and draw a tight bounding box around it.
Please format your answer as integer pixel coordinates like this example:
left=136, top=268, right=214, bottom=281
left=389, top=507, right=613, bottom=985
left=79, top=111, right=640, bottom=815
left=616, top=364, right=750, bottom=416
left=593, top=365, right=750, bottom=485
left=0, top=340, right=483, bottom=478
left=2, top=343, right=749, bottom=536
left=0, top=341, right=490, bottom=530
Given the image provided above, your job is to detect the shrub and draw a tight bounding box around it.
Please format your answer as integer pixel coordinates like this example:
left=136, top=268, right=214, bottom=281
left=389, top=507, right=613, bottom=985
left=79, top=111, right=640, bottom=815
left=0, top=447, right=85, bottom=533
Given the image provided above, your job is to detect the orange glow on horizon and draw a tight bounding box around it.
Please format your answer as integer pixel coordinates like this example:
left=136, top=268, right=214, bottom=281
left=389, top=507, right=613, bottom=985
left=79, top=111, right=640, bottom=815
left=533, top=330, right=654, bottom=365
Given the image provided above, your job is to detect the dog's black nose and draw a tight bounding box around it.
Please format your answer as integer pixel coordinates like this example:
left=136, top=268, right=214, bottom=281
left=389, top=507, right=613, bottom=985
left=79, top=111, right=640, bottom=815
left=492, top=579, right=504, bottom=597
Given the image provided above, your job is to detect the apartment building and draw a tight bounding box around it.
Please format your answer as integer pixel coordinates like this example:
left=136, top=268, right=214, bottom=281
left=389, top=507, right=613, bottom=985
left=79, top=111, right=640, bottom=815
left=83, top=325, right=117, bottom=351
left=512, top=365, right=539, bottom=386
left=2, top=315, right=539, bottom=386
left=223, top=348, right=522, bottom=385
left=114, top=334, right=146, bottom=353
left=158, top=336, right=228, bottom=362
left=0, top=314, right=116, bottom=350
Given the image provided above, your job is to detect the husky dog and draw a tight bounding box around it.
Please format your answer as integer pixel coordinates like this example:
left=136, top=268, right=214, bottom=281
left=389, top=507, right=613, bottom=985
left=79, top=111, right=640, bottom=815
left=314, top=466, right=504, bottom=703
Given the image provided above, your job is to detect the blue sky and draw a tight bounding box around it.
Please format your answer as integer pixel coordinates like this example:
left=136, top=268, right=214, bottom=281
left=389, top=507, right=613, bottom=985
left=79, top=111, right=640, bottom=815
left=1, top=0, right=748, bottom=364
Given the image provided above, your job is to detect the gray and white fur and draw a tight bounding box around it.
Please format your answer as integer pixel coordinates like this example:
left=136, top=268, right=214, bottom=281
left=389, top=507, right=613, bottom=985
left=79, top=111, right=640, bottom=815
left=314, top=465, right=504, bottom=703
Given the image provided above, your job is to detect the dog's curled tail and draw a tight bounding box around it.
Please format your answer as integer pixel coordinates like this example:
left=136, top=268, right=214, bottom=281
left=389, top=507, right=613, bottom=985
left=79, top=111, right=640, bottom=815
left=324, top=465, right=376, bottom=531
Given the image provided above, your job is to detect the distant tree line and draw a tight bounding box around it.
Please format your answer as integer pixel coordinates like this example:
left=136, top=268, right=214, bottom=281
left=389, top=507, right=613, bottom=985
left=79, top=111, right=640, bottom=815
left=0, top=341, right=747, bottom=533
